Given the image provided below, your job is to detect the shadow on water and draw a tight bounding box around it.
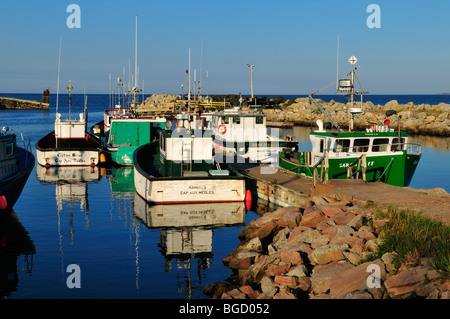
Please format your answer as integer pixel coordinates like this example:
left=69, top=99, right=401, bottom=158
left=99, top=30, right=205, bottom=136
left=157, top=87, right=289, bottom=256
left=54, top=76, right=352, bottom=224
left=0, top=210, right=35, bottom=298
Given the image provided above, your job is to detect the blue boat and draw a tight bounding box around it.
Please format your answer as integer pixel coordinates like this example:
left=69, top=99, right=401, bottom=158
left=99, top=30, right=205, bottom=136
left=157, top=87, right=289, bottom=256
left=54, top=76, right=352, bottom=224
left=0, top=127, right=35, bottom=214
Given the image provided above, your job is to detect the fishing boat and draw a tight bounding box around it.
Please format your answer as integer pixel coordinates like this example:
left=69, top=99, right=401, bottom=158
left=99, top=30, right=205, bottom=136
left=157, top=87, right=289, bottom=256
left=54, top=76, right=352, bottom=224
left=0, top=127, right=35, bottom=214
left=133, top=113, right=248, bottom=205
left=211, top=108, right=297, bottom=163
left=278, top=56, right=422, bottom=187
left=36, top=81, right=107, bottom=167
left=106, top=117, right=166, bottom=166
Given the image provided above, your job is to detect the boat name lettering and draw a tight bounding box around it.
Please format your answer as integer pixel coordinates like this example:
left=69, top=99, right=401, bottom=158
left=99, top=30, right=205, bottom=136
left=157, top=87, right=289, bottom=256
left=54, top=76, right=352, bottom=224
left=188, top=185, right=206, bottom=190
left=180, top=190, right=214, bottom=195
left=339, top=161, right=374, bottom=168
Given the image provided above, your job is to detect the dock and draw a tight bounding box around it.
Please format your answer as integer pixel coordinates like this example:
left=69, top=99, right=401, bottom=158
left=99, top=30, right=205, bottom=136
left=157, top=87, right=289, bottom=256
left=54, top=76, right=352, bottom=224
left=229, top=162, right=450, bottom=225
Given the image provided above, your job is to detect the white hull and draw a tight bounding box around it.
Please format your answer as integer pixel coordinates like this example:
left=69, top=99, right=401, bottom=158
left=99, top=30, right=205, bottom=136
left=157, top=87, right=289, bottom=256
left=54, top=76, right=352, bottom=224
left=36, top=149, right=99, bottom=166
left=134, top=168, right=246, bottom=204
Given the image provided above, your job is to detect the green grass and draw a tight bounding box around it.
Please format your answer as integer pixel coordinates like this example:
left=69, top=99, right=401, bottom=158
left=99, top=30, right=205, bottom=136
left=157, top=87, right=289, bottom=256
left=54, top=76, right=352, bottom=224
left=371, top=206, right=450, bottom=279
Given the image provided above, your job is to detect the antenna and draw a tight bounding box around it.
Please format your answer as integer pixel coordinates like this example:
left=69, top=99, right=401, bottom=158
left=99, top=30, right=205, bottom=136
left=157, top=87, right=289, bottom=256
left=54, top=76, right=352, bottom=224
left=56, top=38, right=62, bottom=115
left=336, top=33, right=339, bottom=91
left=134, top=15, right=138, bottom=89
left=188, top=48, right=191, bottom=119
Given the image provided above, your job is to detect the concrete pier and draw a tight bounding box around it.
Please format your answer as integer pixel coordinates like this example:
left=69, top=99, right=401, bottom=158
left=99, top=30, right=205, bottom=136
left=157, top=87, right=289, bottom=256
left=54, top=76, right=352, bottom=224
left=229, top=162, right=450, bottom=225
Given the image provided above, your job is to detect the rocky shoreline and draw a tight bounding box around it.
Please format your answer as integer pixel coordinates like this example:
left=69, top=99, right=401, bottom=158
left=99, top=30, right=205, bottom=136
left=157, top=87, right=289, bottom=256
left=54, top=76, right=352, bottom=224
left=140, top=94, right=449, bottom=137
left=265, top=98, right=449, bottom=137
left=204, top=194, right=449, bottom=299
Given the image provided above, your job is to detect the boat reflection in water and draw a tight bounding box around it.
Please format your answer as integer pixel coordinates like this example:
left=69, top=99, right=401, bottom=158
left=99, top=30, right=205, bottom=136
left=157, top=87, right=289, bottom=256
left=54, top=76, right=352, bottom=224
left=133, top=194, right=246, bottom=298
left=36, top=165, right=102, bottom=242
left=0, top=210, right=35, bottom=298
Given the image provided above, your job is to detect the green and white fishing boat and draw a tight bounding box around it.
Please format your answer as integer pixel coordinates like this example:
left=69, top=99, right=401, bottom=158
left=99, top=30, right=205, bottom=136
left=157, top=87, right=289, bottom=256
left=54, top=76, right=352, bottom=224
left=106, top=117, right=166, bottom=166
left=279, top=56, right=422, bottom=187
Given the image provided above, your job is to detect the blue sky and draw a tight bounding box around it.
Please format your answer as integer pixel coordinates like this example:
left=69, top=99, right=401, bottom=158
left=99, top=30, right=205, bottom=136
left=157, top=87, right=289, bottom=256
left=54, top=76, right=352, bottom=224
left=0, top=0, right=449, bottom=95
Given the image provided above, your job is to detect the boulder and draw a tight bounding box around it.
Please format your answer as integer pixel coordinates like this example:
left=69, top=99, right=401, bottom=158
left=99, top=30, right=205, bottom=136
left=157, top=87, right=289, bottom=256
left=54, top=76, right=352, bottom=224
left=311, top=244, right=349, bottom=265
left=384, top=266, right=442, bottom=299
left=310, top=261, right=354, bottom=295
left=329, top=259, right=386, bottom=299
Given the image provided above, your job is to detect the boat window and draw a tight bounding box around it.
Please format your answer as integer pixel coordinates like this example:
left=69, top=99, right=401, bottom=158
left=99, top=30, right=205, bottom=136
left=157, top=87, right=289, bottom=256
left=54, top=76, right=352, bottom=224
left=391, top=138, right=406, bottom=151
left=233, top=117, right=240, bottom=124
left=222, top=117, right=229, bottom=124
left=256, top=116, right=264, bottom=124
left=353, top=138, right=370, bottom=152
left=334, top=139, right=350, bottom=152
left=372, top=138, right=389, bottom=152
left=6, top=142, right=15, bottom=157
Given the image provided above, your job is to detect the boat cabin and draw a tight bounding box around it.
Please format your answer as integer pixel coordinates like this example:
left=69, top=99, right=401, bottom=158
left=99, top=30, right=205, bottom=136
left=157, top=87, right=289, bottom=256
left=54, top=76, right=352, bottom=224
left=54, top=112, right=87, bottom=139
left=211, top=111, right=267, bottom=143
left=308, top=130, right=412, bottom=166
left=0, top=132, right=17, bottom=180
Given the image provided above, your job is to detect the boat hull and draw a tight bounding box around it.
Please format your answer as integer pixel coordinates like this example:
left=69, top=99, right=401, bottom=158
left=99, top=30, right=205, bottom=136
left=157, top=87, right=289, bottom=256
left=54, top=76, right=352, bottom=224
left=279, top=151, right=421, bottom=187
left=0, top=147, right=35, bottom=214
left=36, top=131, right=104, bottom=166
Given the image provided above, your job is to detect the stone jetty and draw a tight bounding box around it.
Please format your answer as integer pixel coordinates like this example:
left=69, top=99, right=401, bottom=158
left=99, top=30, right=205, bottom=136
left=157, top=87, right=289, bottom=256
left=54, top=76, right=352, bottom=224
left=204, top=194, right=449, bottom=299
left=0, top=89, right=50, bottom=110
left=264, top=98, right=450, bottom=137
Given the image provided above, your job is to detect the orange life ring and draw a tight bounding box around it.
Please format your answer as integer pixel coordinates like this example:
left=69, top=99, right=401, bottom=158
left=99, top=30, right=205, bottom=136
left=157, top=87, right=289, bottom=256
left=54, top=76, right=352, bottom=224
left=217, top=124, right=227, bottom=134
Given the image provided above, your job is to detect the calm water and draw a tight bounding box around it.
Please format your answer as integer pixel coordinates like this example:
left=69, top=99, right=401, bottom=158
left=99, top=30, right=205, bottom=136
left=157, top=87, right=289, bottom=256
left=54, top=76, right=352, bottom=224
left=1, top=93, right=449, bottom=299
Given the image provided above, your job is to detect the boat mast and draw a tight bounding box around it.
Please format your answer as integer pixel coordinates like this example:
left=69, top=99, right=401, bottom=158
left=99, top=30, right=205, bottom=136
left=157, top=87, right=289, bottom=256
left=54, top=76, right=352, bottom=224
left=56, top=38, right=62, bottom=115
left=132, top=15, right=138, bottom=108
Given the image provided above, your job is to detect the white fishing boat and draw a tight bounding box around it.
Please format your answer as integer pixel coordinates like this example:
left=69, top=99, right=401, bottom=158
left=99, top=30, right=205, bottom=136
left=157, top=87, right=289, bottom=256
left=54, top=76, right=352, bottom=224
left=211, top=108, right=297, bottom=163
left=36, top=81, right=106, bottom=167
left=133, top=114, right=249, bottom=205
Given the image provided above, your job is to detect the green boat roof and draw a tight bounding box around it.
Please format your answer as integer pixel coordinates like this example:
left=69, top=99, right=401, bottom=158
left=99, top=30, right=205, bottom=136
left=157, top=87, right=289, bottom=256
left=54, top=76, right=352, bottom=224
left=309, top=131, right=410, bottom=138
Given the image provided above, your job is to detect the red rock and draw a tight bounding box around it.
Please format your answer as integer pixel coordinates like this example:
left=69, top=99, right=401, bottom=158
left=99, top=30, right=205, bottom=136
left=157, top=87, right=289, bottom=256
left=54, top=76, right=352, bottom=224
left=351, top=238, right=367, bottom=255
left=280, top=250, right=303, bottom=265
left=320, top=205, right=344, bottom=217
left=265, top=263, right=291, bottom=277
left=332, top=211, right=357, bottom=225
left=238, top=257, right=254, bottom=270
left=329, top=259, right=386, bottom=299
left=274, top=275, right=298, bottom=288
left=273, top=291, right=296, bottom=299
left=239, top=285, right=260, bottom=299
left=277, top=210, right=302, bottom=228
left=300, top=208, right=327, bottom=228
left=311, top=261, right=354, bottom=295
left=311, top=244, right=349, bottom=265
left=384, top=266, right=442, bottom=299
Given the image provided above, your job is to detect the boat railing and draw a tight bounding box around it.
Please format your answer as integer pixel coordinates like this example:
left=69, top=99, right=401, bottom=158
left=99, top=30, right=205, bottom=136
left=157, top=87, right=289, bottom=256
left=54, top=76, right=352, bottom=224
left=346, top=153, right=367, bottom=181
left=312, top=153, right=328, bottom=188
left=405, top=143, right=422, bottom=155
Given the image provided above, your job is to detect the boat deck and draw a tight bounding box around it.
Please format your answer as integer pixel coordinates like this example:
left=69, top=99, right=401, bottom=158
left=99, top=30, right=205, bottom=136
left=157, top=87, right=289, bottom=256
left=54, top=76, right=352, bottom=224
left=229, top=162, right=450, bottom=225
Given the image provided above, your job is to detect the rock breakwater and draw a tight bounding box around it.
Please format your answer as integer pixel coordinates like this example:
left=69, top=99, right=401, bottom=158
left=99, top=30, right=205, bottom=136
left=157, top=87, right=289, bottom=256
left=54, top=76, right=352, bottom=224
left=204, top=194, right=449, bottom=299
left=264, top=98, right=450, bottom=137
